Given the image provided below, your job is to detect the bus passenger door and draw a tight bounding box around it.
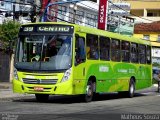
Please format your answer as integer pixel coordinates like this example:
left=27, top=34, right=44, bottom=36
left=73, top=35, right=86, bottom=94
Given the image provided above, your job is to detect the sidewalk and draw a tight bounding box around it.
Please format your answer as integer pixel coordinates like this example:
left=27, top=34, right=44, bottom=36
left=0, top=82, right=11, bottom=89
left=0, top=82, right=33, bottom=100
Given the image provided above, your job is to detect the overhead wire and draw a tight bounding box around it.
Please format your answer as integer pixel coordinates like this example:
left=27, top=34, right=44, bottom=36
left=1, top=0, right=157, bottom=24
left=1, top=0, right=160, bottom=40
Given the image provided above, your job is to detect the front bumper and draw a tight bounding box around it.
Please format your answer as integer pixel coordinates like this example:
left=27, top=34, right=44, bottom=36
left=12, top=79, right=74, bottom=95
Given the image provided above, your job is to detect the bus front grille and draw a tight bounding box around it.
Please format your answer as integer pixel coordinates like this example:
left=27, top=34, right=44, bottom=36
left=23, top=78, right=57, bottom=84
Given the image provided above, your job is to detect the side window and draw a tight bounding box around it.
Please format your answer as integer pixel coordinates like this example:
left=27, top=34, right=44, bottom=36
left=131, top=43, right=138, bottom=63
left=139, top=44, right=146, bottom=64
left=111, top=39, right=120, bottom=61
left=121, top=41, right=130, bottom=62
left=100, top=36, right=110, bottom=60
left=75, top=37, right=86, bottom=65
left=86, top=34, right=99, bottom=60
left=146, top=46, right=151, bottom=64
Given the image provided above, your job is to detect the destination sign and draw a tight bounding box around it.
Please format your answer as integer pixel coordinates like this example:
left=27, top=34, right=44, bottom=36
left=37, top=26, right=70, bottom=32
left=21, top=25, right=73, bottom=33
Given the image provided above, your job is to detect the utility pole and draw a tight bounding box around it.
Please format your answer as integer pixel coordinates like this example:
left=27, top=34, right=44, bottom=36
left=13, top=4, right=15, bottom=21
left=30, top=0, right=36, bottom=22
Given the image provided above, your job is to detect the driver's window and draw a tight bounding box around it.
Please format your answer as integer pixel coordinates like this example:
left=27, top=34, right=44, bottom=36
left=75, top=36, right=86, bottom=65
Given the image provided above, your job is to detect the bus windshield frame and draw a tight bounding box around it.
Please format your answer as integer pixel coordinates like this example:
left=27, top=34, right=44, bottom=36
left=14, top=24, right=74, bottom=72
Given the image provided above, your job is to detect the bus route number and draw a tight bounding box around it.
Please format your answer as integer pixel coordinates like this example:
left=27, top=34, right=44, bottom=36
left=23, top=27, right=34, bottom=32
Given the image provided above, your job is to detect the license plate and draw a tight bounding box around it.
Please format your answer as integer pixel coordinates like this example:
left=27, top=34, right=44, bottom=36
left=34, top=86, right=44, bottom=91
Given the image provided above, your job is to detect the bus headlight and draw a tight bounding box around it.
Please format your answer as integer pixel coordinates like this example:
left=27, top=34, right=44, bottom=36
left=14, top=68, right=19, bottom=80
left=61, top=68, right=72, bottom=82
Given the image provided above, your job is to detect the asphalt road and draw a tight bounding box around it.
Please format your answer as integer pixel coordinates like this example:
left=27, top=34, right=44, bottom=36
left=0, top=87, right=160, bottom=120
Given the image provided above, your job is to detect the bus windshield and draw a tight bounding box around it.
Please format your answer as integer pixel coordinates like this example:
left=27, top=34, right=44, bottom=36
left=15, top=34, right=72, bottom=71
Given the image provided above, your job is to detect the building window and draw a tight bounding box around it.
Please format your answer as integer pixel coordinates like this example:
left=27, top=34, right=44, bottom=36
left=143, top=35, right=150, bottom=40
left=85, top=13, right=98, bottom=27
left=75, top=10, right=84, bottom=25
left=68, top=8, right=74, bottom=23
left=147, top=10, right=159, bottom=17
left=58, top=5, right=67, bottom=21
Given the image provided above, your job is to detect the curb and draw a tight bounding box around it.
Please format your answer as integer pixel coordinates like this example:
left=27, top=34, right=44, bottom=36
left=0, top=82, right=11, bottom=89
left=0, top=95, right=35, bottom=101
left=0, top=85, right=10, bottom=89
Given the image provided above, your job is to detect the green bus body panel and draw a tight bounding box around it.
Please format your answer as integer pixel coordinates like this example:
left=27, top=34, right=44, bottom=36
left=73, top=61, right=152, bottom=94
left=13, top=22, right=152, bottom=96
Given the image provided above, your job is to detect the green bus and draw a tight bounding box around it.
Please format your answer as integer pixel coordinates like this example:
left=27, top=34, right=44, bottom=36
left=13, top=22, right=152, bottom=102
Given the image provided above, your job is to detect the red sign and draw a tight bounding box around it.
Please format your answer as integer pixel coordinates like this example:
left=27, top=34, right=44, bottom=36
left=98, top=0, right=108, bottom=30
left=41, top=0, right=49, bottom=13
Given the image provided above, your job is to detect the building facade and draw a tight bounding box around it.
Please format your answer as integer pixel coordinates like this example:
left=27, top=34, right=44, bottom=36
left=134, top=21, right=160, bottom=67
left=112, top=0, right=160, bottom=23
left=42, top=1, right=99, bottom=28
left=0, top=0, right=33, bottom=23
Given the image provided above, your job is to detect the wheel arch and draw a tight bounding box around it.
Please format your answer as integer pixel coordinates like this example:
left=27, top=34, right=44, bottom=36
left=130, top=76, right=136, bottom=84
left=87, top=75, right=96, bottom=93
left=88, top=75, right=96, bottom=83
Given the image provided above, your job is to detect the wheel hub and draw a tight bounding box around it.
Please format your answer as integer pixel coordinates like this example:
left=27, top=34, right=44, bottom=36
left=86, top=86, right=92, bottom=96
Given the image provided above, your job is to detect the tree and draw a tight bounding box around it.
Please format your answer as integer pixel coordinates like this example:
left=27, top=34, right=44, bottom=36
left=0, top=20, right=21, bottom=53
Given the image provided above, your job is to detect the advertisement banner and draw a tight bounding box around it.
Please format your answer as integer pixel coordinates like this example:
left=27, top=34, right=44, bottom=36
left=98, top=0, right=107, bottom=30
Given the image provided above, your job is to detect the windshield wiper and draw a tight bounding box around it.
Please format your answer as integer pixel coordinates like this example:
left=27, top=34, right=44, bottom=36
left=39, top=35, right=45, bottom=70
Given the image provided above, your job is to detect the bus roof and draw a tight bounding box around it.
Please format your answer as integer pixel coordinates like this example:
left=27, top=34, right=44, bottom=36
left=21, top=22, right=151, bottom=46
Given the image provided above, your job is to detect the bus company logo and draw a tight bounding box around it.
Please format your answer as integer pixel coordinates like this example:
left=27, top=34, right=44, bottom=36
left=37, top=79, right=41, bottom=84
left=99, top=66, right=109, bottom=72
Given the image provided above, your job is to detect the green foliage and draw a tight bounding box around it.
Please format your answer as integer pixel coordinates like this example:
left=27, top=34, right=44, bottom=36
left=0, top=20, right=21, bottom=52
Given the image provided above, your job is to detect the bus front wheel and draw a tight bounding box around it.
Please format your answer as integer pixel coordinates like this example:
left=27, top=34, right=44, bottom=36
left=35, top=94, right=49, bottom=102
left=84, top=81, right=94, bottom=102
left=128, top=79, right=135, bottom=98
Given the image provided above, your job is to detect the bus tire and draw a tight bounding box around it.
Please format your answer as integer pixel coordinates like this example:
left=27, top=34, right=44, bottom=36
left=35, top=94, right=49, bottom=102
left=84, top=81, right=94, bottom=102
left=128, top=79, right=135, bottom=98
